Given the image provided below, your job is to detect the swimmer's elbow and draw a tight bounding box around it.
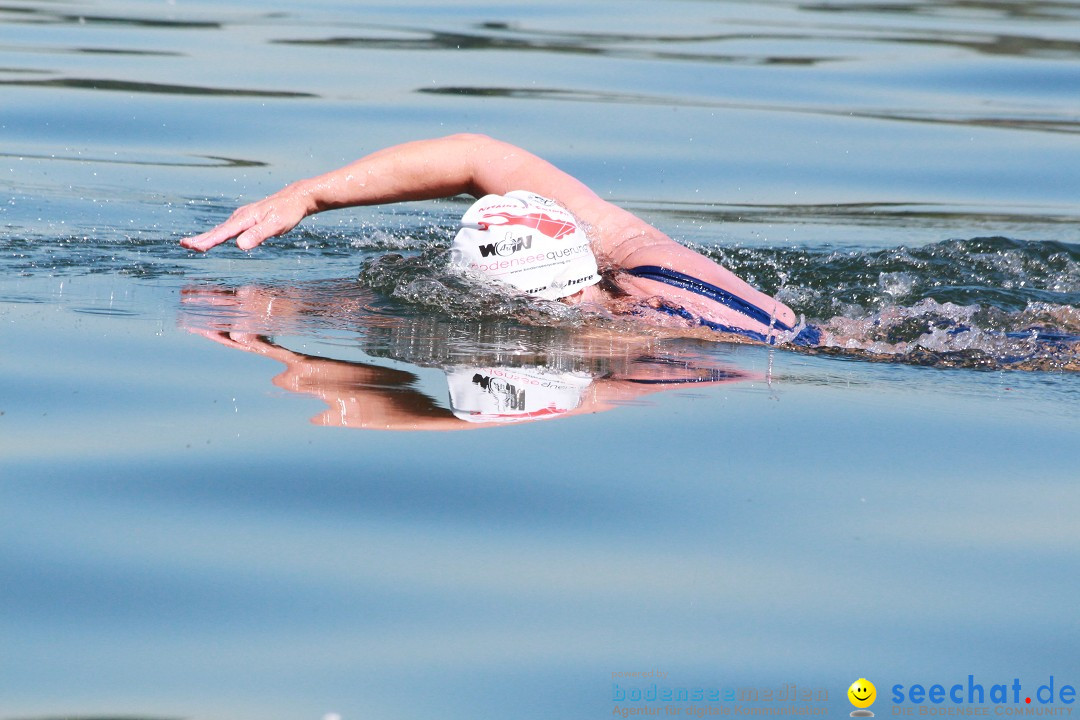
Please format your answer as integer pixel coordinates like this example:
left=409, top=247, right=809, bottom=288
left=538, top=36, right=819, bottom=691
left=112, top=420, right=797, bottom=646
left=441, top=133, right=545, bottom=198
left=441, top=132, right=504, bottom=155
left=443, top=132, right=496, bottom=144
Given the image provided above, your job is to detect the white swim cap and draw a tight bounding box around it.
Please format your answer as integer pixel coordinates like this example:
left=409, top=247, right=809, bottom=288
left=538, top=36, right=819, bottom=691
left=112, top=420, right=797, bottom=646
left=446, top=366, right=594, bottom=424
left=451, top=191, right=601, bottom=300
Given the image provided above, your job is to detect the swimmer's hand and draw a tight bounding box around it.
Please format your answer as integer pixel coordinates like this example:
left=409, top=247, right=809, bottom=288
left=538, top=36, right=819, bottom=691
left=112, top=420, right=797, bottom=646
left=181, top=188, right=311, bottom=252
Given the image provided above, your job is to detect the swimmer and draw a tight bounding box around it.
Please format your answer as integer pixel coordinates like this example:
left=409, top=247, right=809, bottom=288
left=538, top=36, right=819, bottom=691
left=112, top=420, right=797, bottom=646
left=182, top=133, right=817, bottom=345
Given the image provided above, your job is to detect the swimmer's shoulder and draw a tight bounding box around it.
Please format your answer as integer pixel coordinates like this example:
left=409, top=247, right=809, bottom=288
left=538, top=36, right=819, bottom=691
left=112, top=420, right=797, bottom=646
left=553, top=192, right=672, bottom=262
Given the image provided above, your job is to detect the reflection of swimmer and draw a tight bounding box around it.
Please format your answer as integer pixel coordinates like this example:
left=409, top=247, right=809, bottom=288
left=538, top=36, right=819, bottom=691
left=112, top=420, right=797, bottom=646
left=181, top=134, right=818, bottom=346
left=445, top=362, right=744, bottom=424
left=180, top=283, right=754, bottom=431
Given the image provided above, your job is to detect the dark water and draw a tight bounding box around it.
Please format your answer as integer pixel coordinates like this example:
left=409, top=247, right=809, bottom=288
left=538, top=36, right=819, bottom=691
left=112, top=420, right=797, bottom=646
left=3, top=2, right=1080, bottom=720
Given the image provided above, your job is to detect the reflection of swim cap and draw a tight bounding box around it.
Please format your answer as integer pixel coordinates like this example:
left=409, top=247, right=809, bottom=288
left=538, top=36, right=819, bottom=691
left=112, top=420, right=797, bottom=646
left=451, top=191, right=601, bottom=300
left=446, top=366, right=594, bottom=424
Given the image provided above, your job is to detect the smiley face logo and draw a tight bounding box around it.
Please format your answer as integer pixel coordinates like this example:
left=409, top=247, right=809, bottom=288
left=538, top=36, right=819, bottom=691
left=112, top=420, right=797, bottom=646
left=848, top=678, right=877, bottom=712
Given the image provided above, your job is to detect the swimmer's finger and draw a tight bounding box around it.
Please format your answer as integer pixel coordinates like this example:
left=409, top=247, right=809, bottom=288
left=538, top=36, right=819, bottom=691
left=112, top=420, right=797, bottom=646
left=183, top=190, right=310, bottom=252
left=179, top=232, right=226, bottom=252
left=178, top=230, right=217, bottom=252
left=235, top=223, right=277, bottom=251
left=180, top=216, right=256, bottom=252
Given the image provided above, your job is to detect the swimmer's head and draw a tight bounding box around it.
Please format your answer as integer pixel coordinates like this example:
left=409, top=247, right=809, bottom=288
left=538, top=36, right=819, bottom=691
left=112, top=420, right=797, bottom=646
left=451, top=191, right=601, bottom=300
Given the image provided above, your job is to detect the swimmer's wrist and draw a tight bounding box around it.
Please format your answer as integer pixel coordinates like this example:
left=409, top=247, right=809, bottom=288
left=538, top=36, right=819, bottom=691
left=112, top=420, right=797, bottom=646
left=283, top=179, right=324, bottom=216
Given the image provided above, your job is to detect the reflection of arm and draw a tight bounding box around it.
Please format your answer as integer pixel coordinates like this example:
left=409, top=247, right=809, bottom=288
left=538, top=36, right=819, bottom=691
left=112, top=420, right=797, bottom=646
left=190, top=330, right=754, bottom=431
left=192, top=331, right=477, bottom=430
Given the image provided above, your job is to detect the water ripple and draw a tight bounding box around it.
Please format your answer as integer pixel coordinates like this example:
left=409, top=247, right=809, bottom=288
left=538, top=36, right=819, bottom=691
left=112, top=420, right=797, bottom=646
left=419, top=85, right=1080, bottom=135
left=0, top=4, right=222, bottom=29
left=0, top=150, right=266, bottom=168
left=0, top=76, right=316, bottom=98
left=274, top=26, right=835, bottom=66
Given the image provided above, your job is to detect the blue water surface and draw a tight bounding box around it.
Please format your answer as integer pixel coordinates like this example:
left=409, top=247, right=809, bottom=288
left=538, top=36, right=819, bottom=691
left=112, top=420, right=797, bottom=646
left=3, top=2, right=1080, bottom=719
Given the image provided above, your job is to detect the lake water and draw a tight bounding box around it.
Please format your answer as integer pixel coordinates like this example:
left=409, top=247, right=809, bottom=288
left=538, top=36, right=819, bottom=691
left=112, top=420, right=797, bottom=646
left=3, top=1, right=1080, bottom=719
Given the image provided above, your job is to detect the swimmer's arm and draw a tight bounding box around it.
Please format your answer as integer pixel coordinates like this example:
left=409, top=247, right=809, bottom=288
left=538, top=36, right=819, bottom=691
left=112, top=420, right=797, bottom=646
left=608, top=231, right=798, bottom=329
left=181, top=133, right=603, bottom=252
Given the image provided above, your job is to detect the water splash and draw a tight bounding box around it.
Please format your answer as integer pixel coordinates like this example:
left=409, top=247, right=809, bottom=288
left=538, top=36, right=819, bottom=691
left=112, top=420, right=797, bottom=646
left=356, top=233, right=1080, bottom=371
left=709, top=237, right=1080, bottom=370
left=7, top=216, right=1078, bottom=371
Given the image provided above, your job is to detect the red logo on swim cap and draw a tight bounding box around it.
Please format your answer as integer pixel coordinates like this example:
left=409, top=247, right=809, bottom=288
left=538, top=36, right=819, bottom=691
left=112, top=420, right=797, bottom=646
left=480, top=211, right=577, bottom=239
